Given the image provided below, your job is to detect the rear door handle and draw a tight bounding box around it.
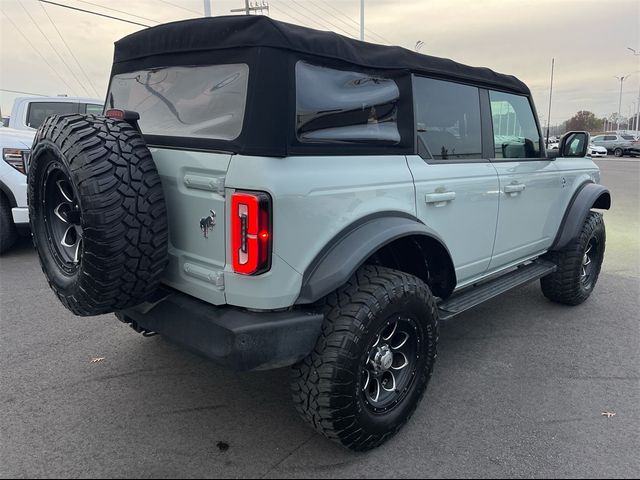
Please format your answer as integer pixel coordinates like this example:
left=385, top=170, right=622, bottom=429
left=504, top=183, right=526, bottom=195
left=425, top=191, right=456, bottom=207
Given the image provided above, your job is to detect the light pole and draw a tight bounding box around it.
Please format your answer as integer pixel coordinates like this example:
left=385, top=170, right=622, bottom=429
left=628, top=48, right=640, bottom=134
left=360, top=0, right=365, bottom=41
left=614, top=75, right=630, bottom=131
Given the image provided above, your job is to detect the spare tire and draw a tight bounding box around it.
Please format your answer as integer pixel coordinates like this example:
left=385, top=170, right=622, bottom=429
left=28, top=114, right=168, bottom=316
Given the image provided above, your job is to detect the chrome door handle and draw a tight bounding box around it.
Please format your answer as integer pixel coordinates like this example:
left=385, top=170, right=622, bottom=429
left=425, top=191, right=456, bottom=207
left=504, top=183, right=526, bottom=195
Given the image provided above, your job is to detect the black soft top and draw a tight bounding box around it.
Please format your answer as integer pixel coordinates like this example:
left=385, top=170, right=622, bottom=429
left=113, top=15, right=529, bottom=95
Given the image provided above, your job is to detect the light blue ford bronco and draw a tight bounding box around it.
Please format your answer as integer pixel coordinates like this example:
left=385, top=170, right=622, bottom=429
left=27, top=16, right=610, bottom=451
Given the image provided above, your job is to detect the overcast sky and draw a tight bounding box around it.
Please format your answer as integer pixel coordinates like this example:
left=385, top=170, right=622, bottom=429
left=1, top=0, right=639, bottom=126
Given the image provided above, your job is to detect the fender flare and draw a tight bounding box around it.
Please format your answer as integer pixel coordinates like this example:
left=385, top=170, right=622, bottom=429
left=550, top=182, right=611, bottom=251
left=295, top=212, right=454, bottom=304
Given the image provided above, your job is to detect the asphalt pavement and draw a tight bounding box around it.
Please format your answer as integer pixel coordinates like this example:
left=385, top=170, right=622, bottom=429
left=1, top=157, right=638, bottom=478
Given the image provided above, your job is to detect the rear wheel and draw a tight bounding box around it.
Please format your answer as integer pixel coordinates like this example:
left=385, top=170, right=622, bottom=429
left=0, top=193, right=18, bottom=254
left=613, top=148, right=623, bottom=157
left=541, top=212, right=605, bottom=305
left=28, top=114, right=169, bottom=316
left=290, top=265, right=439, bottom=451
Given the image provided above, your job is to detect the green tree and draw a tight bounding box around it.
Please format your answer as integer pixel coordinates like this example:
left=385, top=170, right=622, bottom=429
left=564, top=111, right=602, bottom=133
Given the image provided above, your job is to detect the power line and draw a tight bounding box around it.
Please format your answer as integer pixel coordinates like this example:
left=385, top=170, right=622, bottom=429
left=157, top=0, right=201, bottom=15
left=284, top=0, right=356, bottom=37
left=315, top=0, right=392, bottom=44
left=0, top=88, right=49, bottom=97
left=298, top=1, right=360, bottom=37
left=0, top=10, right=77, bottom=94
left=39, top=1, right=101, bottom=97
left=18, top=0, right=90, bottom=96
left=38, top=1, right=150, bottom=27
left=270, top=0, right=355, bottom=38
left=70, top=0, right=160, bottom=24
left=268, top=3, right=325, bottom=32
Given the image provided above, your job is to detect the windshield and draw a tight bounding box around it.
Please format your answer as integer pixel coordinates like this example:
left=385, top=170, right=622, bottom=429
left=107, top=64, right=249, bottom=141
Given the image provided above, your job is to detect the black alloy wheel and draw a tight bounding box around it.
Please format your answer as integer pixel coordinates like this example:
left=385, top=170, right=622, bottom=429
left=42, top=163, right=83, bottom=271
left=362, top=315, right=420, bottom=413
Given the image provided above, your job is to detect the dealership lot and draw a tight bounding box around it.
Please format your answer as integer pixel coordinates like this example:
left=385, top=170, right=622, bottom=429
left=1, top=158, right=638, bottom=478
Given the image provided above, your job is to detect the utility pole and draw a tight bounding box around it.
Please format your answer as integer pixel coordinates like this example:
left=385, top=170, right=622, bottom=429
left=230, top=1, right=269, bottom=15
left=204, top=0, right=211, bottom=16
left=360, top=0, right=364, bottom=41
left=545, top=58, right=554, bottom=148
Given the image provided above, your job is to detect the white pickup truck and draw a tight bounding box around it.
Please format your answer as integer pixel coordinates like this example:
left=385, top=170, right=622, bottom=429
left=0, top=96, right=103, bottom=253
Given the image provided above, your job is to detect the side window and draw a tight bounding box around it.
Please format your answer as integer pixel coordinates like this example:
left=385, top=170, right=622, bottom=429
left=604, top=135, right=617, bottom=141
left=26, top=102, right=78, bottom=129
left=413, top=76, right=482, bottom=160
left=592, top=136, right=603, bottom=142
left=295, top=61, right=400, bottom=144
left=84, top=104, right=104, bottom=115
left=489, top=91, right=541, bottom=158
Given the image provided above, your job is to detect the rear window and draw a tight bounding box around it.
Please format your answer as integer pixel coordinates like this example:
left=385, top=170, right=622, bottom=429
left=27, top=102, right=78, bottom=129
left=107, top=64, right=249, bottom=141
left=295, top=61, right=400, bottom=144
left=621, top=135, right=635, bottom=140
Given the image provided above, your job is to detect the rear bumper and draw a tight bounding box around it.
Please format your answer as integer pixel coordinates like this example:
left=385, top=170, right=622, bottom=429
left=117, top=287, right=324, bottom=371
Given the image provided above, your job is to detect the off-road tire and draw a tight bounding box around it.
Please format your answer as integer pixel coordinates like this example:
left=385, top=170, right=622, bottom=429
left=28, top=114, right=168, bottom=316
left=0, top=192, right=18, bottom=254
left=541, top=211, right=605, bottom=305
left=290, top=265, right=439, bottom=451
left=613, top=148, right=623, bottom=157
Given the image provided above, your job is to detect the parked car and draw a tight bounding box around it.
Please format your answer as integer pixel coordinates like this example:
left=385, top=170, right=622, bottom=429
left=591, top=133, right=640, bottom=157
left=27, top=16, right=610, bottom=451
left=588, top=144, right=608, bottom=157
left=0, top=96, right=103, bottom=253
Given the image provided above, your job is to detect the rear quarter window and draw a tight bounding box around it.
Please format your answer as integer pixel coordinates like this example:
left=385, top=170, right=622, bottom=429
left=295, top=61, right=401, bottom=144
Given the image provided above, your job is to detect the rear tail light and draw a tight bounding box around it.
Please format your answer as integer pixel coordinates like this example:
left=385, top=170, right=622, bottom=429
left=231, top=191, right=272, bottom=275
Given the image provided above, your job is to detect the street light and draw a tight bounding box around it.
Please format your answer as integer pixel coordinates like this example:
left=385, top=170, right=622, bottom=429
left=614, top=74, right=630, bottom=131
left=628, top=48, right=640, bottom=134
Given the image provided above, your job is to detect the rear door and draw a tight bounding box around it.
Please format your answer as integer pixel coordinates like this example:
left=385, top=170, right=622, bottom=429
left=407, top=76, right=500, bottom=283
left=151, top=148, right=230, bottom=305
left=487, top=90, right=563, bottom=270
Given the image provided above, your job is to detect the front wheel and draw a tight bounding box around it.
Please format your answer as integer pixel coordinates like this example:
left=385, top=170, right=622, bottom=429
left=290, top=266, right=439, bottom=451
left=541, top=211, right=605, bottom=305
left=0, top=193, right=18, bottom=254
left=613, top=148, right=623, bottom=157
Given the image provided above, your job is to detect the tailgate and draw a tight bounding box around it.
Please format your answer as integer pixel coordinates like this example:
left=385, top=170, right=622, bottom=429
left=150, top=147, right=230, bottom=305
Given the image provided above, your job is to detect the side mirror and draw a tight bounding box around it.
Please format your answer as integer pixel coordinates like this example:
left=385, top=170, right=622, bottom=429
left=558, top=131, right=590, bottom=158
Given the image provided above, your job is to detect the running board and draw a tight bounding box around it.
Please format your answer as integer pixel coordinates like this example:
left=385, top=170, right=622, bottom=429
left=437, top=260, right=557, bottom=321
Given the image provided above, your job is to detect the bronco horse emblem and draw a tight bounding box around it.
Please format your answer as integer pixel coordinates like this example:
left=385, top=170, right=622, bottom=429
left=200, top=210, right=216, bottom=238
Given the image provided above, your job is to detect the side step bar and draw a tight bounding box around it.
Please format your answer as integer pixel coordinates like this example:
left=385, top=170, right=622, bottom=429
left=437, top=259, right=557, bottom=321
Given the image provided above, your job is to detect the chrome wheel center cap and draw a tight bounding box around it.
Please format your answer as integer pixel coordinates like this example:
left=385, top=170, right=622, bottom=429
left=374, top=345, right=394, bottom=372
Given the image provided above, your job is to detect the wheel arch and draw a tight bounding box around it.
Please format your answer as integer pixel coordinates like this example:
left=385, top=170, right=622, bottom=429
left=550, top=182, right=611, bottom=251
left=295, top=212, right=457, bottom=304
left=0, top=180, right=17, bottom=208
